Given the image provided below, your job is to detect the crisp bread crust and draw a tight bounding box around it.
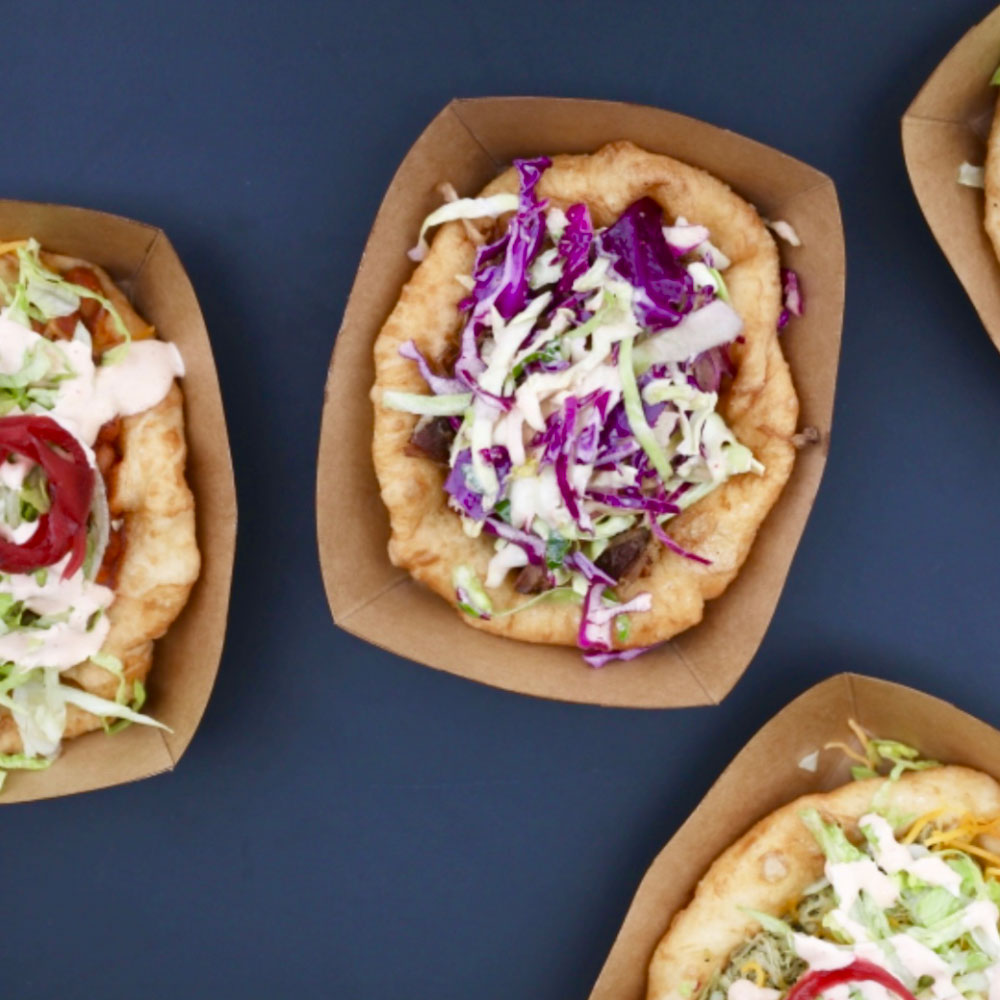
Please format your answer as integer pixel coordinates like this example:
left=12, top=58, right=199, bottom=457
left=371, top=140, right=799, bottom=649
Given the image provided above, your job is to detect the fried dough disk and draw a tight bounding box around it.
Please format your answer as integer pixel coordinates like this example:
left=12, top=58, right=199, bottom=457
left=371, top=141, right=798, bottom=648
left=0, top=254, right=199, bottom=752
left=985, top=95, right=1000, bottom=261
left=646, top=766, right=1000, bottom=1000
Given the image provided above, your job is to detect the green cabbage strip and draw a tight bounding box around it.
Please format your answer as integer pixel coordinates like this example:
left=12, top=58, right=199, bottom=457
left=708, top=267, right=731, bottom=302
left=409, top=193, right=519, bottom=261
left=382, top=390, right=472, bottom=416
left=493, top=587, right=582, bottom=618
left=453, top=563, right=581, bottom=621
left=453, top=565, right=493, bottom=618
left=61, top=681, right=167, bottom=731
left=618, top=335, right=672, bottom=481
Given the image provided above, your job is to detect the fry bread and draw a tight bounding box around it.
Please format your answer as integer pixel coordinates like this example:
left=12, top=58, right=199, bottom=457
left=986, top=95, right=1000, bottom=262
left=646, top=766, right=1000, bottom=1000
left=371, top=141, right=798, bottom=647
left=0, top=253, right=199, bottom=752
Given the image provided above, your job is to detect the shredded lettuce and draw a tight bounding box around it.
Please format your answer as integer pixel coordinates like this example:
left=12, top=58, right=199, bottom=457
left=800, top=807, right=865, bottom=863
left=8, top=241, right=132, bottom=360
left=0, top=341, right=75, bottom=415
left=707, top=810, right=1000, bottom=1000
left=103, top=679, right=147, bottom=735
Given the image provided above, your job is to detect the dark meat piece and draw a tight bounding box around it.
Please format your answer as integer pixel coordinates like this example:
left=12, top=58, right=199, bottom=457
left=595, top=527, right=652, bottom=582
left=515, top=564, right=548, bottom=594
left=406, top=417, right=456, bottom=464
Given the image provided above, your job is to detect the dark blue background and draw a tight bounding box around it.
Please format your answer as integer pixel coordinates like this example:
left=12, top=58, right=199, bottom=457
left=4, top=1, right=999, bottom=996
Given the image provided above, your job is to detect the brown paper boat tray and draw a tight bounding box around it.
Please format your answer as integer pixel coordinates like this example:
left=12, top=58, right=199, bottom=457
left=903, top=4, right=1000, bottom=350
left=0, top=201, right=236, bottom=803
left=589, top=673, right=1000, bottom=998
left=318, top=96, right=845, bottom=708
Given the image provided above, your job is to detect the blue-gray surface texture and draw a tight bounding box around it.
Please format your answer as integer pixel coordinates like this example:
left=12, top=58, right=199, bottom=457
left=5, top=1, right=999, bottom=997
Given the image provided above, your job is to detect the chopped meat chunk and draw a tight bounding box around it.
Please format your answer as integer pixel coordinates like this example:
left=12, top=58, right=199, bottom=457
left=406, top=417, right=456, bottom=463
left=595, top=527, right=651, bottom=582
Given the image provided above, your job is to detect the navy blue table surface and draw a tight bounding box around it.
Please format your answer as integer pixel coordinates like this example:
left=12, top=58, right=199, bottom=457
left=4, top=1, right=1000, bottom=996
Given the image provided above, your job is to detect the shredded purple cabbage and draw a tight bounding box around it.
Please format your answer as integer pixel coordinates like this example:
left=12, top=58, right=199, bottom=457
left=584, top=645, right=655, bottom=668
left=398, top=340, right=466, bottom=395
left=556, top=203, right=594, bottom=295
left=778, top=268, right=804, bottom=330
left=599, top=197, right=698, bottom=330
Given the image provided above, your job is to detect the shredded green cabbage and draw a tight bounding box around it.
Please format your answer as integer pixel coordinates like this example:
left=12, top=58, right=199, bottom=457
left=618, top=334, right=672, bottom=481
left=382, top=389, right=472, bottom=416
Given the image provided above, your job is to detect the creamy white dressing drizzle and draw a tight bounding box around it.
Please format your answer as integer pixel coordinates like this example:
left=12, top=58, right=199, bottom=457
left=862, top=814, right=962, bottom=895
left=0, top=454, right=44, bottom=544
left=0, top=555, right=112, bottom=669
left=794, top=932, right=965, bottom=1000
left=0, top=519, right=40, bottom=545
left=0, top=315, right=182, bottom=445
left=963, top=900, right=1000, bottom=956
left=726, top=981, right=780, bottom=1000
left=826, top=859, right=899, bottom=943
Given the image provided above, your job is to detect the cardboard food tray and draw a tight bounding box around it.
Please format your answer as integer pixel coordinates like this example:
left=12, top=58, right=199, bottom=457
left=318, top=97, right=845, bottom=708
left=903, top=5, right=1000, bottom=349
left=589, top=672, right=1000, bottom=998
left=0, top=201, right=236, bottom=803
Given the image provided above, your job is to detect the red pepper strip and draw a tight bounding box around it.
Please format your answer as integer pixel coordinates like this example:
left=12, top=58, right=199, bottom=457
left=786, top=960, right=919, bottom=1000
left=0, top=415, right=94, bottom=578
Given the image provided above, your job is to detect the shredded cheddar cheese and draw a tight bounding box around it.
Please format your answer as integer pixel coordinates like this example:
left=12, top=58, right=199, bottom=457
left=939, top=841, right=1000, bottom=868
left=823, top=740, right=870, bottom=767
left=846, top=718, right=873, bottom=760
left=924, top=815, right=1000, bottom=847
left=902, top=807, right=952, bottom=844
